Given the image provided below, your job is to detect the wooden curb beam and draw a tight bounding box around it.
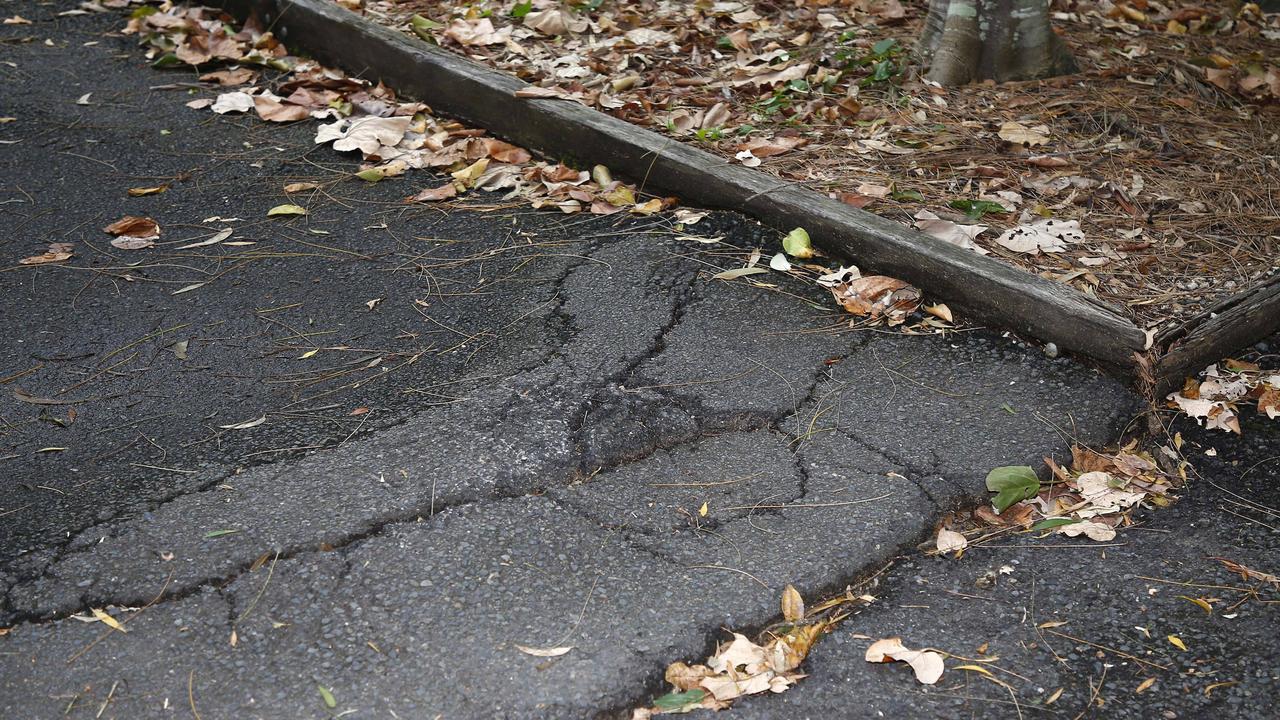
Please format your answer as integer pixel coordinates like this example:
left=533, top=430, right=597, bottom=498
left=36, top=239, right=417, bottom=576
left=1154, top=274, right=1280, bottom=397
left=219, top=0, right=1169, bottom=375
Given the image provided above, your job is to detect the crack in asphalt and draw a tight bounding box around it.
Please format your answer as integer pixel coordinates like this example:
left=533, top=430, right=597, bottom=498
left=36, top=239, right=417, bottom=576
left=0, top=237, right=623, bottom=613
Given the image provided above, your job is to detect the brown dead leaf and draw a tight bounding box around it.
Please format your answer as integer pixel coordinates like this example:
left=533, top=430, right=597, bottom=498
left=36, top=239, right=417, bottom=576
left=408, top=183, right=460, bottom=202
left=444, top=18, right=510, bottom=46
left=665, top=661, right=713, bottom=692
left=1213, top=557, right=1280, bottom=586
left=484, top=138, right=532, bottom=164
left=974, top=501, right=1035, bottom=527
left=870, top=0, right=907, bottom=21
left=1258, top=386, right=1280, bottom=419
left=127, top=186, right=167, bottom=197
left=254, top=94, right=311, bottom=123
left=19, top=243, right=74, bottom=265
left=834, top=192, right=875, bottom=209
left=199, top=68, right=257, bottom=86
left=998, top=121, right=1051, bottom=146
left=830, top=275, right=921, bottom=325
left=103, top=216, right=160, bottom=239
left=737, top=136, right=809, bottom=159
left=1027, top=155, right=1070, bottom=168
left=781, top=584, right=805, bottom=623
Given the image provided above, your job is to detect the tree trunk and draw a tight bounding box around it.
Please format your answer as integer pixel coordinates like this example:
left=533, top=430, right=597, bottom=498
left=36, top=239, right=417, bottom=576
left=919, top=0, right=1077, bottom=86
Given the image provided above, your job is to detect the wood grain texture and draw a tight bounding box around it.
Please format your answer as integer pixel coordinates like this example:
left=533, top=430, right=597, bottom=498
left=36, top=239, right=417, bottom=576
left=1155, top=274, right=1280, bottom=395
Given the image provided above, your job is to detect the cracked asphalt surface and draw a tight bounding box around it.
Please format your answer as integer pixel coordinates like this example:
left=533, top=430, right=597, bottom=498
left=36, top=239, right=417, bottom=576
left=733, top=406, right=1280, bottom=720
left=10, top=5, right=1272, bottom=719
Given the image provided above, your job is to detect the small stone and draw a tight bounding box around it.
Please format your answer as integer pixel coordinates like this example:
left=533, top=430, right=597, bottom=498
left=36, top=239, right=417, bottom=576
left=1043, top=342, right=1059, bottom=358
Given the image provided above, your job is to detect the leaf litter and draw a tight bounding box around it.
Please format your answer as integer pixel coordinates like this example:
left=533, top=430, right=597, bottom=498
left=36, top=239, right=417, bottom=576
left=1166, top=359, right=1280, bottom=433
left=124, top=4, right=938, bottom=331
left=934, top=440, right=1179, bottom=553
left=127, top=5, right=676, bottom=220
left=358, top=0, right=1280, bottom=329
left=633, top=585, right=837, bottom=716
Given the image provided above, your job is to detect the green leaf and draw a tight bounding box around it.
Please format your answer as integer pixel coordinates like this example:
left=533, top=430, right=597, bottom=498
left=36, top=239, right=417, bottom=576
left=130, top=5, right=159, bottom=18
left=1031, top=518, right=1079, bottom=531
left=317, top=685, right=336, bottom=709
left=949, top=199, right=1009, bottom=220
left=653, top=689, right=707, bottom=712
left=410, top=14, right=442, bottom=40
left=355, top=168, right=385, bottom=182
left=267, top=204, right=308, bottom=217
left=782, top=227, right=814, bottom=258
left=510, top=1, right=533, bottom=18
left=985, top=466, right=1041, bottom=514
left=151, top=53, right=181, bottom=69
left=890, top=188, right=924, bottom=202
left=203, top=529, right=240, bottom=539
left=871, top=38, right=898, bottom=57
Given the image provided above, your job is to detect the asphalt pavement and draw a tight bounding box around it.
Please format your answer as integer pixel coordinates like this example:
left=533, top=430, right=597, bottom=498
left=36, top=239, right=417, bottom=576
left=2, top=4, right=1273, bottom=720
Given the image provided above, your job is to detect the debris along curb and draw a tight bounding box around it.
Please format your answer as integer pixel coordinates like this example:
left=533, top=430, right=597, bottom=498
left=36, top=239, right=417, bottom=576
left=218, top=0, right=1146, bottom=371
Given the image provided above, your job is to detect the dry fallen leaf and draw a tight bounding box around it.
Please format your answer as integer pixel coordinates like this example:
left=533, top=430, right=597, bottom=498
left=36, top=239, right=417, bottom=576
left=737, top=136, right=809, bottom=159
left=104, top=215, right=160, bottom=239
left=1058, top=520, right=1117, bottom=542
left=514, top=644, right=573, bottom=657
left=865, top=637, right=945, bottom=684
left=781, top=584, right=805, bottom=623
left=267, top=204, right=308, bottom=217
left=913, top=210, right=989, bottom=254
left=110, top=236, right=156, bottom=250
left=199, top=68, right=257, bottom=86
left=924, top=303, right=953, bottom=323
left=408, top=183, right=460, bottom=203
left=19, top=242, right=74, bottom=265
left=104, top=216, right=160, bottom=248
left=935, top=528, right=968, bottom=554
left=254, top=93, right=311, bottom=123
left=998, top=121, right=1051, bottom=146
left=91, top=608, right=127, bottom=633
left=315, top=116, right=412, bottom=155
left=218, top=416, right=267, bottom=430
left=211, top=91, right=255, bottom=114
left=830, top=275, right=921, bottom=325
left=994, top=219, right=1082, bottom=254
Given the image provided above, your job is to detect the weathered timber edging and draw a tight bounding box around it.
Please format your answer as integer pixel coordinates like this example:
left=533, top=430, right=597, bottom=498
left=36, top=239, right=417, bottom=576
left=220, top=0, right=1151, bottom=371
left=1154, top=273, right=1280, bottom=396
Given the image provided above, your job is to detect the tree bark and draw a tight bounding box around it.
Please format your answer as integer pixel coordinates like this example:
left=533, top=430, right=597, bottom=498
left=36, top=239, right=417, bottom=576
left=920, top=0, right=1077, bottom=85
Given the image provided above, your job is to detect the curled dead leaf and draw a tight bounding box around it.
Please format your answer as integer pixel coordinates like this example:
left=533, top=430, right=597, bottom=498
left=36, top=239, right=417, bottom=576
left=408, top=184, right=459, bottom=203
left=665, top=661, right=712, bottom=692
left=19, top=243, right=74, bottom=265
left=865, top=638, right=945, bottom=684
left=830, top=275, right=921, bottom=325
left=103, top=216, right=160, bottom=239
left=514, top=644, right=573, bottom=657
left=781, top=584, right=805, bottom=623
left=935, top=528, right=967, bottom=554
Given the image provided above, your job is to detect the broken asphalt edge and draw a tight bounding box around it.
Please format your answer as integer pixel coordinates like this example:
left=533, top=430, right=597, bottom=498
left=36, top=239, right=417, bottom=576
left=212, top=0, right=1151, bottom=372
